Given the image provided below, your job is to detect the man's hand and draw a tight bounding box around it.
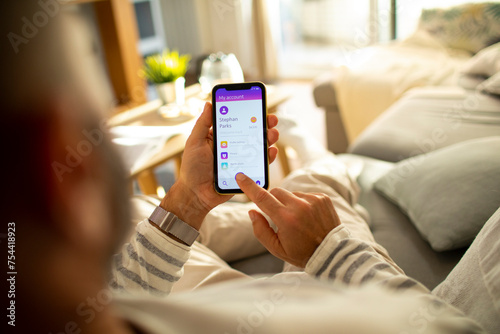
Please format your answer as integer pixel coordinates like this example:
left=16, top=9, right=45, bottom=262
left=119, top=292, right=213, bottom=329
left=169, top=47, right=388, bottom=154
left=160, top=102, right=279, bottom=230
left=236, top=173, right=341, bottom=268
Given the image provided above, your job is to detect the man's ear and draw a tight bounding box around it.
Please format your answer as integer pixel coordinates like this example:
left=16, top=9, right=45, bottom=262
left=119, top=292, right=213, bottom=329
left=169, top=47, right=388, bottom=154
left=47, top=97, right=113, bottom=254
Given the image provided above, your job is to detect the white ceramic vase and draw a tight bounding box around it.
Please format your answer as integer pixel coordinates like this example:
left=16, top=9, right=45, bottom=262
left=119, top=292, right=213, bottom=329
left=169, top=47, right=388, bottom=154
left=156, top=77, right=185, bottom=105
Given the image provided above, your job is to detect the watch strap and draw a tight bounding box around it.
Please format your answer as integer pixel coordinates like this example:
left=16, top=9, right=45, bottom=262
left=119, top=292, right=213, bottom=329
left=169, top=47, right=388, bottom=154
left=149, top=206, right=199, bottom=246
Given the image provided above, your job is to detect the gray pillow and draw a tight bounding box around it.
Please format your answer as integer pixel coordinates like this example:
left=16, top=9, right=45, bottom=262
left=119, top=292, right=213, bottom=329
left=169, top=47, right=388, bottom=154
left=374, top=137, right=500, bottom=251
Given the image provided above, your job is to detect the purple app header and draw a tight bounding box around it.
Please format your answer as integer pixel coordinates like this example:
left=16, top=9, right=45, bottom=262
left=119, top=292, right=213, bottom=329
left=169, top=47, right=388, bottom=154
left=215, top=86, right=262, bottom=102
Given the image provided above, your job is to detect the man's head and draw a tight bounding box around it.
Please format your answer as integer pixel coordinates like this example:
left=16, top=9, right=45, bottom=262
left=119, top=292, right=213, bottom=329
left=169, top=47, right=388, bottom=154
left=1, top=2, right=131, bottom=331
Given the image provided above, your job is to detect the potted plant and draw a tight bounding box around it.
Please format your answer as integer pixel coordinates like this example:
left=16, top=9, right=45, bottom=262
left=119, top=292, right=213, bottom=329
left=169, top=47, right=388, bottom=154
left=142, top=49, right=191, bottom=105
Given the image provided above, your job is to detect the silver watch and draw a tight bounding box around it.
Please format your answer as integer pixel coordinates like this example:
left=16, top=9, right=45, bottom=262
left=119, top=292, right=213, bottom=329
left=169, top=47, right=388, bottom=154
left=148, top=206, right=199, bottom=246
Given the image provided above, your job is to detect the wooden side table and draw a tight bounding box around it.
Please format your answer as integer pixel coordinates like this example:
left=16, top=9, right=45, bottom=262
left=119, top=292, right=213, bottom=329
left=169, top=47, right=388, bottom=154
left=108, top=83, right=291, bottom=195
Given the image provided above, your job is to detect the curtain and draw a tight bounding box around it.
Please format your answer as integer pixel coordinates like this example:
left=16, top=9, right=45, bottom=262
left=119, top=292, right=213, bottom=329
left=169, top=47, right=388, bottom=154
left=252, top=0, right=279, bottom=81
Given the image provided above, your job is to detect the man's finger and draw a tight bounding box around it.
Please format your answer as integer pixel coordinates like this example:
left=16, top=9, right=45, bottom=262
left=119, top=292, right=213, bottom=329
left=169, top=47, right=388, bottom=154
left=267, top=128, right=279, bottom=146
left=269, top=187, right=298, bottom=206
left=293, top=192, right=329, bottom=204
left=291, top=191, right=311, bottom=200
left=268, top=146, right=278, bottom=164
left=267, top=114, right=278, bottom=129
left=236, top=173, right=283, bottom=214
left=189, top=102, right=213, bottom=142
left=249, top=210, right=285, bottom=258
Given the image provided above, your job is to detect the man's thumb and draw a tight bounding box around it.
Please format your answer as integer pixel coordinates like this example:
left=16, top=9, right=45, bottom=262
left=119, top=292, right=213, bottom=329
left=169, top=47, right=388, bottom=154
left=250, top=210, right=284, bottom=258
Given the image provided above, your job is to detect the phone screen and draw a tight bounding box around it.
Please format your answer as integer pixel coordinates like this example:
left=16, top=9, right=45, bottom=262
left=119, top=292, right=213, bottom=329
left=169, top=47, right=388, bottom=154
left=212, top=82, right=268, bottom=194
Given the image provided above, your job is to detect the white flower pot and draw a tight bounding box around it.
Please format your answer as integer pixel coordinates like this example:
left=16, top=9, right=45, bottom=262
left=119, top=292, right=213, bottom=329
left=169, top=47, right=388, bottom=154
left=156, top=77, right=185, bottom=105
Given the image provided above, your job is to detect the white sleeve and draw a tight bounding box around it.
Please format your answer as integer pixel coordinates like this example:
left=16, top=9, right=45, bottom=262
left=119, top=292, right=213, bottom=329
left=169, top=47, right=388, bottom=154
left=305, top=225, right=425, bottom=293
left=110, top=219, right=190, bottom=296
left=305, top=225, right=485, bottom=333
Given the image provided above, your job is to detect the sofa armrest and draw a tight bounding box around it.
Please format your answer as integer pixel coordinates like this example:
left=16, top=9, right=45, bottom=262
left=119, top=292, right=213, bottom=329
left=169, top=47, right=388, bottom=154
left=313, top=72, right=338, bottom=109
left=313, top=72, right=349, bottom=153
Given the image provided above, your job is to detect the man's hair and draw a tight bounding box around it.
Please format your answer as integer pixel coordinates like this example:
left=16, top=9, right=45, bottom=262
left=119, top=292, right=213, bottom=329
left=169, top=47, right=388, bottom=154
left=1, top=2, right=131, bottom=250
left=0, top=4, right=133, bottom=332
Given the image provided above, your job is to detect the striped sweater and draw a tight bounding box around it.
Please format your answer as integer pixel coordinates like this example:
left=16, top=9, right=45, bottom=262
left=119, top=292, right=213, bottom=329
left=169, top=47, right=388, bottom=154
left=110, top=220, right=485, bottom=334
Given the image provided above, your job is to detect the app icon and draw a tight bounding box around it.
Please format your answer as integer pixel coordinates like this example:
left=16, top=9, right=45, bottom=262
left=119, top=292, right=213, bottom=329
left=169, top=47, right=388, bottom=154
left=221, top=141, right=227, bottom=148
left=220, top=106, right=228, bottom=115
left=221, top=152, right=228, bottom=159
left=221, top=162, right=228, bottom=169
left=251, top=117, right=257, bottom=123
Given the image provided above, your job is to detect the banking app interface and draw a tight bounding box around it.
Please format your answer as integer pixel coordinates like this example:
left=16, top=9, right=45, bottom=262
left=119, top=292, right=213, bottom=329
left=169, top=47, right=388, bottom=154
left=215, top=86, right=266, bottom=190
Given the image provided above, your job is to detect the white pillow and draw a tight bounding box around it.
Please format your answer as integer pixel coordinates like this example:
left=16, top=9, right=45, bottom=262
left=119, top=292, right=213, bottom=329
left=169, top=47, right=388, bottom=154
left=433, top=207, right=500, bottom=334
left=479, top=71, right=500, bottom=96
left=461, top=42, right=500, bottom=78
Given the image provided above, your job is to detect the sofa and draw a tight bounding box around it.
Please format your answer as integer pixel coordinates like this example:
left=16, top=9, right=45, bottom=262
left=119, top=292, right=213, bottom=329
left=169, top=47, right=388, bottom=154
left=335, top=86, right=500, bottom=288
left=314, top=2, right=500, bottom=153
left=311, top=3, right=500, bottom=287
left=305, top=3, right=500, bottom=332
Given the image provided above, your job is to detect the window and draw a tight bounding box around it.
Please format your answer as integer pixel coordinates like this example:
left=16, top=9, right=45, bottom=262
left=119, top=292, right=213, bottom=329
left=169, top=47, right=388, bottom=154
left=276, top=0, right=375, bottom=78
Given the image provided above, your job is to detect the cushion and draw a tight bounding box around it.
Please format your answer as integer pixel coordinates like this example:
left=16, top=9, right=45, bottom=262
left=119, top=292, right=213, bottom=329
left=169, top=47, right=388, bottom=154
left=374, top=137, right=500, bottom=251
left=338, top=154, right=465, bottom=290
left=461, top=42, right=500, bottom=78
left=480, top=71, right=500, bottom=96
left=419, top=3, right=500, bottom=54
left=433, top=206, right=500, bottom=334
left=347, top=87, right=500, bottom=163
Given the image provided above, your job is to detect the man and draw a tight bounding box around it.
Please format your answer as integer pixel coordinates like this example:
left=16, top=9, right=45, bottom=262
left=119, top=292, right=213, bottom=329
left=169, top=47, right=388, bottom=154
left=3, top=2, right=484, bottom=334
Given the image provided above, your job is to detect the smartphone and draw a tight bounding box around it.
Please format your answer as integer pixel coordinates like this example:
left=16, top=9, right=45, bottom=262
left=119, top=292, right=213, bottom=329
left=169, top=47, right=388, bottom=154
left=212, top=82, right=269, bottom=194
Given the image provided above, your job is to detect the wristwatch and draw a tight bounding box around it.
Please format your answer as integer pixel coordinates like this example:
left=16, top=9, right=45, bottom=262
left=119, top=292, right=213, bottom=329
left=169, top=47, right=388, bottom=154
left=148, top=206, right=199, bottom=246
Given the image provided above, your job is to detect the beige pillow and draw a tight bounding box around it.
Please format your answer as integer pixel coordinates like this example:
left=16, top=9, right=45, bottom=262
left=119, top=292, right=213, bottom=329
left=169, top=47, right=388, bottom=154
left=461, top=42, right=500, bottom=78
left=479, top=72, right=500, bottom=96
left=419, top=3, right=500, bottom=54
